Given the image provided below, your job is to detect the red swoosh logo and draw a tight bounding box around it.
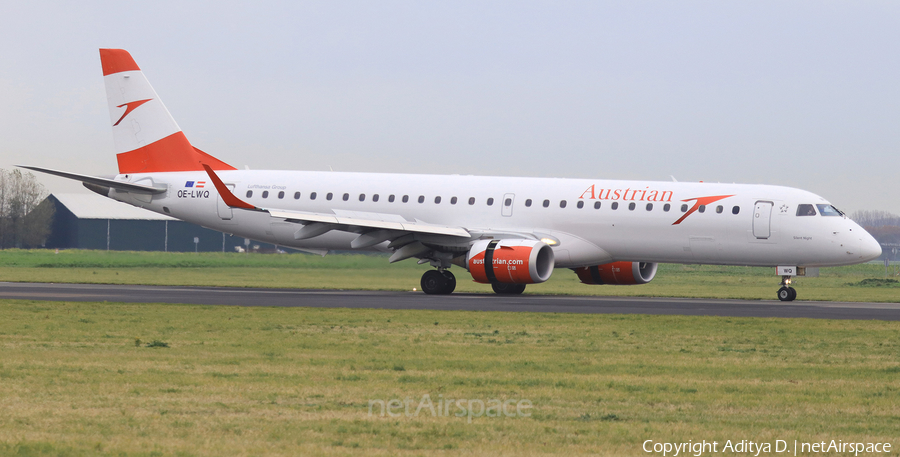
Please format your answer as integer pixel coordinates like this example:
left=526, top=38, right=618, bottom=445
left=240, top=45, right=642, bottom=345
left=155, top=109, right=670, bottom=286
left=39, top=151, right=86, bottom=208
left=672, top=195, right=734, bottom=225
left=113, top=99, right=152, bottom=126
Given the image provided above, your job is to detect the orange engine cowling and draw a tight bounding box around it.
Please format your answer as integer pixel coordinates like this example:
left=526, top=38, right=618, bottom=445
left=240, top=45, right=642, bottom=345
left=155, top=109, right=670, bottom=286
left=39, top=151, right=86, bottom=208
left=467, top=239, right=555, bottom=284
left=574, top=262, right=658, bottom=285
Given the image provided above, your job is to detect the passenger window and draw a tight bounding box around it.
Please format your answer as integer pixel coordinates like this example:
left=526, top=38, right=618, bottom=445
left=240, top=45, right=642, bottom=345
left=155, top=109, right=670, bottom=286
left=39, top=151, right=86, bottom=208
left=525, top=199, right=532, bottom=207
left=504, top=198, right=512, bottom=206
left=310, top=192, right=317, bottom=200
left=663, top=203, right=670, bottom=212
left=816, top=204, right=842, bottom=216
left=716, top=205, right=723, bottom=214
left=560, top=200, right=567, bottom=208
left=435, top=196, right=441, bottom=204
left=294, top=192, right=301, bottom=200
left=418, top=195, right=425, bottom=203
left=342, top=193, right=349, bottom=201
left=732, top=206, right=740, bottom=215
left=402, top=195, right=409, bottom=203
left=611, top=202, right=619, bottom=210
left=628, top=202, right=635, bottom=211
left=646, top=203, right=653, bottom=211
left=698, top=205, right=706, bottom=213
left=326, top=192, right=333, bottom=201
left=451, top=197, right=457, bottom=205
left=681, top=204, right=688, bottom=212
left=487, top=198, right=494, bottom=206
left=577, top=201, right=584, bottom=209
left=278, top=191, right=285, bottom=199
left=373, top=194, right=379, bottom=202
left=388, top=195, right=395, bottom=202
left=262, top=191, right=269, bottom=199
left=468, top=197, right=475, bottom=205
left=796, top=204, right=816, bottom=216
left=542, top=199, right=550, bottom=208
left=359, top=194, right=365, bottom=201
left=594, top=201, right=601, bottom=209
left=246, top=190, right=253, bottom=198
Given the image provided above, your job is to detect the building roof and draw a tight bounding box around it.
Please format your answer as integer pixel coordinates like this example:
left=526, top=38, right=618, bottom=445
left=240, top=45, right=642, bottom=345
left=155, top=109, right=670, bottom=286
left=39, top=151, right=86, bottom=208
left=51, top=193, right=177, bottom=221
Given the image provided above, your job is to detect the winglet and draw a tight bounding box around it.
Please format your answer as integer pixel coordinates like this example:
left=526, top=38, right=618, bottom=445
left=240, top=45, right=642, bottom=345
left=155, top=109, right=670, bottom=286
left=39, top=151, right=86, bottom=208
left=201, top=164, right=257, bottom=210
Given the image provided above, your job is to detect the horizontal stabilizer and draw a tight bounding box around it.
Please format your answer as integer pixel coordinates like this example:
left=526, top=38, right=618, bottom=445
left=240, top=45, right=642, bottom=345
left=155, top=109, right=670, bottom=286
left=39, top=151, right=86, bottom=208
left=17, top=165, right=167, bottom=194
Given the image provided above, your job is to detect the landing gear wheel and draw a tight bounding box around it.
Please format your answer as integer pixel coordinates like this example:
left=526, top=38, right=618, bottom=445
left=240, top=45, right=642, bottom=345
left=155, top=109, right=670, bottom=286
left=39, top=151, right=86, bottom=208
left=777, top=286, right=797, bottom=302
left=441, top=270, right=456, bottom=294
left=491, top=283, right=526, bottom=295
left=421, top=270, right=456, bottom=295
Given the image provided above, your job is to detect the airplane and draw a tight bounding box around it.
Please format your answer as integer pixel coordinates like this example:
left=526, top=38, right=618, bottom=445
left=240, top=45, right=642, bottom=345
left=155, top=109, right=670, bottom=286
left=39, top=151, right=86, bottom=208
left=21, top=49, right=882, bottom=301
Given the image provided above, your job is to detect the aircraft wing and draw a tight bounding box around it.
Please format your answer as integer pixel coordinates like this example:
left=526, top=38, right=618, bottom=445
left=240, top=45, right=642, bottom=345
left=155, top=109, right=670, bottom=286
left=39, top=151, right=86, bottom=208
left=202, top=165, right=471, bottom=258
left=267, top=208, right=470, bottom=237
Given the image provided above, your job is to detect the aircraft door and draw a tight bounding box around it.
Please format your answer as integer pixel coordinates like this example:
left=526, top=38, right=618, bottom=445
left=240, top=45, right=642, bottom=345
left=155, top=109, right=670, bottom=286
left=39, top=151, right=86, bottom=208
left=753, top=201, right=773, bottom=239
left=502, top=193, right=515, bottom=217
left=217, top=184, right=235, bottom=220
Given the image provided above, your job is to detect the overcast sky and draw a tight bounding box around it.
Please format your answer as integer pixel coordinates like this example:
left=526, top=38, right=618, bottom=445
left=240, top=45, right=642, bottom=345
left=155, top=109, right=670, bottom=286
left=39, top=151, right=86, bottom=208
left=1, top=1, right=898, bottom=214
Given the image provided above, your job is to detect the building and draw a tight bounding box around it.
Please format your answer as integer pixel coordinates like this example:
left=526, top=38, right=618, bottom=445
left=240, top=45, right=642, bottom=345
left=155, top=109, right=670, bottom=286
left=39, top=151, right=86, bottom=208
left=44, top=193, right=280, bottom=252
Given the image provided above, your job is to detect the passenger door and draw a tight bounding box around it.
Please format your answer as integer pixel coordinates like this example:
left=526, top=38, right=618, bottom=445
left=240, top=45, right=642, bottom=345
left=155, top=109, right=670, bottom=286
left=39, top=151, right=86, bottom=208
left=217, top=184, right=235, bottom=220
left=753, top=201, right=773, bottom=239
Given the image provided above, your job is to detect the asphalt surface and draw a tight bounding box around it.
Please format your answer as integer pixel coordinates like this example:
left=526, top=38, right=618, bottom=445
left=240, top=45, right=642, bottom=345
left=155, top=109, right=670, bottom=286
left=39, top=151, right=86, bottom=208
left=1, top=282, right=899, bottom=320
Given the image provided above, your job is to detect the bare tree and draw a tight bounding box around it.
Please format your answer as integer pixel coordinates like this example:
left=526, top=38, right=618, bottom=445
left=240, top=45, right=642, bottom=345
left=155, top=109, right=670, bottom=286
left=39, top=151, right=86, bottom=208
left=851, top=210, right=900, bottom=228
left=0, top=169, right=55, bottom=248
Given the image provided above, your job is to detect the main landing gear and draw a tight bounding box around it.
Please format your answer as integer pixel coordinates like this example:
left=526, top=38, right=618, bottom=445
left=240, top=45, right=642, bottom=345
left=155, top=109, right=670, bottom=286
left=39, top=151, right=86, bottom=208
left=421, top=270, right=456, bottom=295
left=419, top=269, right=527, bottom=295
left=777, top=276, right=797, bottom=302
left=491, top=283, right=526, bottom=295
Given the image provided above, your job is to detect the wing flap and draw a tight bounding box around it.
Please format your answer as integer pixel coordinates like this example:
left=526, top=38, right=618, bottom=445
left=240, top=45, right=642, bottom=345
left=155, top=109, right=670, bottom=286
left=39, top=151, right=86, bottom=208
left=268, top=208, right=469, bottom=237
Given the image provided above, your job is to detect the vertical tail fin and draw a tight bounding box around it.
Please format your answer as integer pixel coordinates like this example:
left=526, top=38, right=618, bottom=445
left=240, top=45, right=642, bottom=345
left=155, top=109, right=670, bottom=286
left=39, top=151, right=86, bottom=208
left=100, top=49, right=235, bottom=174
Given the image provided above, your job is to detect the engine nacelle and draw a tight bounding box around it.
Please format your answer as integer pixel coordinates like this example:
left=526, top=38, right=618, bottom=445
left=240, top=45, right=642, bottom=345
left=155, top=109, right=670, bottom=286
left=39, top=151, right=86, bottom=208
left=574, top=262, right=658, bottom=285
left=467, top=239, right=555, bottom=284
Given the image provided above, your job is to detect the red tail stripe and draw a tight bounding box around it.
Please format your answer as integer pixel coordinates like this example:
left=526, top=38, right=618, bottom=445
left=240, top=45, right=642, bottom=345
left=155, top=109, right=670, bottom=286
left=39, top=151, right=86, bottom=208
left=100, top=49, right=140, bottom=76
left=116, top=132, right=237, bottom=174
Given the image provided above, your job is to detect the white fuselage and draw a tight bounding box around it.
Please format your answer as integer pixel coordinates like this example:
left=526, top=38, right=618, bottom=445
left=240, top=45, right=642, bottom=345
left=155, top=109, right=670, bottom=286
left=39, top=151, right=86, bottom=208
left=109, top=170, right=882, bottom=269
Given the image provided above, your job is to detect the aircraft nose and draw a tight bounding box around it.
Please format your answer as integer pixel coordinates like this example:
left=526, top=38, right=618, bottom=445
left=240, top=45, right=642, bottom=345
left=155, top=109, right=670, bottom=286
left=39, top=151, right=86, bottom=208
left=859, top=233, right=882, bottom=262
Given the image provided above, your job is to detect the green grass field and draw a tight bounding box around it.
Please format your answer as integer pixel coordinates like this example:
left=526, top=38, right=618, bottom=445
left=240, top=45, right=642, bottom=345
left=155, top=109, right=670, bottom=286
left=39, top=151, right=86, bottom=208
left=0, top=300, right=898, bottom=456
left=0, top=250, right=898, bottom=455
left=0, top=249, right=898, bottom=302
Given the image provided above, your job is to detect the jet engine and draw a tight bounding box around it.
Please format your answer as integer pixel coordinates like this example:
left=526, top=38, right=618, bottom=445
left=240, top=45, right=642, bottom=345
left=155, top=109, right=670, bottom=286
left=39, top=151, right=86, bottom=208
left=573, top=262, right=658, bottom=285
left=466, top=239, right=555, bottom=284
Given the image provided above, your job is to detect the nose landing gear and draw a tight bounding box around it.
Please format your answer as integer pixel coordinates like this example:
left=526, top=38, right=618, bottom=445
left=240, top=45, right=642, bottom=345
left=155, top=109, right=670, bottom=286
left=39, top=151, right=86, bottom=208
left=421, top=269, right=456, bottom=295
left=777, top=276, right=797, bottom=301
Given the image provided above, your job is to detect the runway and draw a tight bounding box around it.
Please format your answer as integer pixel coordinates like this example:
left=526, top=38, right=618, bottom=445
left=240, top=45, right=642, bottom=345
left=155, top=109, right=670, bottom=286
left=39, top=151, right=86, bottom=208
left=1, top=282, right=899, bottom=320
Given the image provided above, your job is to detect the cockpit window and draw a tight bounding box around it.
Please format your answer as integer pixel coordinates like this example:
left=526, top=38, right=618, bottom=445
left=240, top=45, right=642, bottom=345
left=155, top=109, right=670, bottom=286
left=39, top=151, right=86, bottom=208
left=796, top=204, right=816, bottom=216
left=816, top=204, right=843, bottom=217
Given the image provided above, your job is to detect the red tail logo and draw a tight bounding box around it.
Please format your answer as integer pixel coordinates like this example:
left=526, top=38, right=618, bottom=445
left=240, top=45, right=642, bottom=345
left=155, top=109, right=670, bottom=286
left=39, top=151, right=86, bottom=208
left=113, top=99, right=152, bottom=126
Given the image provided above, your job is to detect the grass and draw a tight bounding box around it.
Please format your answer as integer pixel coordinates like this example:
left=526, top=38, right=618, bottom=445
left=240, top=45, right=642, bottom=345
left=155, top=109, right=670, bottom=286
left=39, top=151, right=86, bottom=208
left=0, top=249, right=897, bottom=302
left=0, top=300, right=898, bottom=456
